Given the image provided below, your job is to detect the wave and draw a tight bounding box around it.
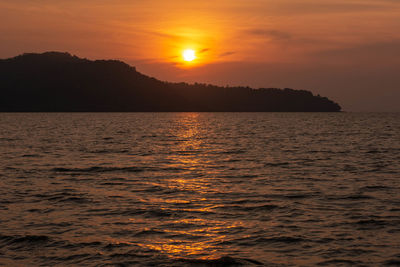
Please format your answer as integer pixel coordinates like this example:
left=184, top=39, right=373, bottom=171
left=22, top=154, right=41, bottom=157
left=178, top=256, right=264, bottom=266
left=61, top=241, right=103, bottom=250
left=133, top=229, right=166, bottom=237
left=384, top=259, right=400, bottom=266
left=354, top=219, right=387, bottom=225
left=87, top=149, right=130, bottom=154
left=360, top=185, right=391, bottom=191
left=353, top=219, right=388, bottom=230
left=52, top=166, right=188, bottom=173
left=264, top=162, right=290, bottom=167
left=256, top=236, right=306, bottom=244
left=42, top=253, right=93, bottom=264
left=317, top=259, right=361, bottom=265
left=219, top=204, right=279, bottom=212
left=52, top=166, right=145, bottom=173
left=233, top=236, right=307, bottom=248
left=219, top=149, right=247, bottom=155
left=0, top=234, right=51, bottom=249
left=34, top=192, right=93, bottom=204
left=324, top=194, right=374, bottom=200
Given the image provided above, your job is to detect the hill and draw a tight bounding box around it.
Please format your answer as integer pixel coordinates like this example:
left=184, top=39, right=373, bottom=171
left=0, top=52, right=341, bottom=112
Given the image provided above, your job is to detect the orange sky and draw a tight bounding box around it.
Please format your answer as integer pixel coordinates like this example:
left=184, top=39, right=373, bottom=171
left=1, top=0, right=400, bottom=111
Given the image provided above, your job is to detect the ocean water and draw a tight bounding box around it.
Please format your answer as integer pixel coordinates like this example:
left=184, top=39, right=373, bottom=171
left=0, top=112, right=399, bottom=266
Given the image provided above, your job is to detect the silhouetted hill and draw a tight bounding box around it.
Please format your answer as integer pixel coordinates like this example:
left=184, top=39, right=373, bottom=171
left=0, top=52, right=341, bottom=112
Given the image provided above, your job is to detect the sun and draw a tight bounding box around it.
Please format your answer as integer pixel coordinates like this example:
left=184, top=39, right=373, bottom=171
left=182, top=49, right=196, bottom=62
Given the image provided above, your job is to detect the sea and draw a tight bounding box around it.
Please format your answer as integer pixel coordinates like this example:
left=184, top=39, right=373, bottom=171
left=0, top=112, right=399, bottom=266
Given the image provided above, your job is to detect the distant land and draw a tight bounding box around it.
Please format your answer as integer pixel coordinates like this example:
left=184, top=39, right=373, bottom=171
left=0, top=52, right=341, bottom=112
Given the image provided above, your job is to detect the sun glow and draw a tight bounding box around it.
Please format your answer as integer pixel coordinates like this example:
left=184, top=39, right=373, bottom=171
left=182, top=49, right=196, bottom=62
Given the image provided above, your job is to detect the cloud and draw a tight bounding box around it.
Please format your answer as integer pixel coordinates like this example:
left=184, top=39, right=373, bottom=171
left=244, top=29, right=292, bottom=41
left=219, top=51, right=236, bottom=57
left=198, top=48, right=210, bottom=54
left=145, top=31, right=182, bottom=40
left=262, top=1, right=400, bottom=15
left=314, top=40, right=400, bottom=64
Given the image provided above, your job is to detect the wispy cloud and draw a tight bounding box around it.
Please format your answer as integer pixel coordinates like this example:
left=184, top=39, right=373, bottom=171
left=198, top=48, right=210, bottom=54
left=219, top=51, right=236, bottom=57
left=244, top=29, right=292, bottom=41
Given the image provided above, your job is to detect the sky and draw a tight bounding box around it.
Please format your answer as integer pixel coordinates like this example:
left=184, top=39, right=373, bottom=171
left=1, top=0, right=399, bottom=111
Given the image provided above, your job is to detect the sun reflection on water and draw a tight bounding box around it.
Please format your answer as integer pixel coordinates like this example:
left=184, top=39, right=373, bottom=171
left=133, top=113, right=241, bottom=258
left=135, top=218, right=245, bottom=259
left=165, top=113, right=210, bottom=193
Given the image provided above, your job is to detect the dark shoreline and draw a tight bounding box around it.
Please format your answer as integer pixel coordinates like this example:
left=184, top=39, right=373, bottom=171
left=0, top=52, right=341, bottom=112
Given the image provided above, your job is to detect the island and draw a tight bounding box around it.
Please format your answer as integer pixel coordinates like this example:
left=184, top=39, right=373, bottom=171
left=0, top=52, right=341, bottom=112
